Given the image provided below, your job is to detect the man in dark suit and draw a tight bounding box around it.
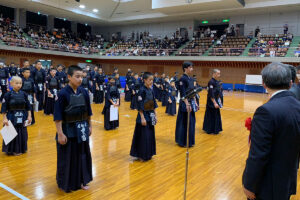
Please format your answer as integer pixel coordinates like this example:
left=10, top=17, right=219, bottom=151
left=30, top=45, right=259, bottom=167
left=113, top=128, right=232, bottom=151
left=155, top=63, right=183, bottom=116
left=242, top=62, right=300, bottom=200
left=288, top=65, right=300, bottom=100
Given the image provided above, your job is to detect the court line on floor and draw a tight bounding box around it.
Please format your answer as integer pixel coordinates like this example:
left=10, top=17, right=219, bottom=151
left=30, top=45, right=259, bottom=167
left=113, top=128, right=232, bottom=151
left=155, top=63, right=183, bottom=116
left=0, top=182, right=29, bottom=200
left=198, top=104, right=255, bottom=114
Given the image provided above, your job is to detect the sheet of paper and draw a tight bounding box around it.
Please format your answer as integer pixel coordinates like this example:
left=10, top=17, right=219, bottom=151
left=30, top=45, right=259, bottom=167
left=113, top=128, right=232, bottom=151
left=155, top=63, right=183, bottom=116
left=0, top=120, right=18, bottom=145
left=110, top=105, right=118, bottom=121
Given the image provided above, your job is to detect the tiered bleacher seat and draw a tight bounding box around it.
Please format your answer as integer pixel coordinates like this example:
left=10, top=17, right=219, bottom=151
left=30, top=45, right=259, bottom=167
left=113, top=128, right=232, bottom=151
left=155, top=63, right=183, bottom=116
left=176, top=37, right=212, bottom=56
left=209, top=36, right=250, bottom=56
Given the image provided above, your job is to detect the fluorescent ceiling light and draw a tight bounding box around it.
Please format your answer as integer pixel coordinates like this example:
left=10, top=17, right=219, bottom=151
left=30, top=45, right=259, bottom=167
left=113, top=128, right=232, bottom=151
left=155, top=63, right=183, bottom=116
left=79, top=5, right=85, bottom=8
left=93, top=9, right=99, bottom=13
left=113, top=0, right=135, bottom=2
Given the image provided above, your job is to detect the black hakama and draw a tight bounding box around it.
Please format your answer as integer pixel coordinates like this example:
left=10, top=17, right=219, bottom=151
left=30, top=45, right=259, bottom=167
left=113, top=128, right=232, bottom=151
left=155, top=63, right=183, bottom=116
left=93, top=90, right=104, bottom=104
left=0, top=85, right=7, bottom=101
left=30, top=106, right=35, bottom=125
left=130, top=123, right=156, bottom=161
left=2, top=127, right=28, bottom=154
left=103, top=106, right=119, bottom=130
left=56, top=137, right=93, bottom=192
left=203, top=107, right=222, bottom=134
left=125, top=90, right=132, bottom=102
left=36, top=91, right=44, bottom=110
left=130, top=94, right=138, bottom=110
left=166, top=100, right=176, bottom=115
left=175, top=103, right=195, bottom=147
left=44, top=92, right=56, bottom=115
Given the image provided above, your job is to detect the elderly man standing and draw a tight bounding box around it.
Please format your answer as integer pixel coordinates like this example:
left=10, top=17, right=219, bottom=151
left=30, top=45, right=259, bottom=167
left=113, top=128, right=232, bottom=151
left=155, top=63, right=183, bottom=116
left=242, top=62, right=300, bottom=200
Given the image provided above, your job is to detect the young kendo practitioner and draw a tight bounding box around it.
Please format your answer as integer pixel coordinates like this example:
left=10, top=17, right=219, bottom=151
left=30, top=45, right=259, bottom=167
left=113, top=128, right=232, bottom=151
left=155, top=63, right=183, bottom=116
left=94, top=67, right=105, bottom=104
left=90, top=66, right=98, bottom=103
left=153, top=72, right=160, bottom=100
left=125, top=71, right=133, bottom=102
left=103, top=76, right=120, bottom=130
left=165, top=80, right=177, bottom=116
left=44, top=68, right=60, bottom=115
left=0, top=62, right=10, bottom=101
left=130, top=73, right=140, bottom=110
left=114, top=73, right=121, bottom=105
left=130, top=72, right=158, bottom=161
left=175, top=61, right=199, bottom=147
left=81, top=70, right=92, bottom=93
left=32, top=61, right=46, bottom=111
left=203, top=69, right=223, bottom=135
left=9, top=62, right=18, bottom=77
left=2, top=76, right=32, bottom=155
left=158, top=73, right=166, bottom=102
left=56, top=64, right=67, bottom=88
left=21, top=68, right=37, bottom=125
left=161, top=76, right=170, bottom=107
left=54, top=65, right=93, bottom=192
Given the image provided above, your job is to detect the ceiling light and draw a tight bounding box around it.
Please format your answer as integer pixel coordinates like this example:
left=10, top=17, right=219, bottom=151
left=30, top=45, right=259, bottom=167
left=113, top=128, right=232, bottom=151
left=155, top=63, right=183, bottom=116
left=79, top=4, right=85, bottom=8
left=93, top=9, right=98, bottom=13
left=85, top=23, right=88, bottom=26
left=113, top=0, right=134, bottom=2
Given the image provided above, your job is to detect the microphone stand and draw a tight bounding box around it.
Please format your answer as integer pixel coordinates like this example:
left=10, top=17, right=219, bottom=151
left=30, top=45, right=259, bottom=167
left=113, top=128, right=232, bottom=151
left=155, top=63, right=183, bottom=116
left=182, top=87, right=202, bottom=200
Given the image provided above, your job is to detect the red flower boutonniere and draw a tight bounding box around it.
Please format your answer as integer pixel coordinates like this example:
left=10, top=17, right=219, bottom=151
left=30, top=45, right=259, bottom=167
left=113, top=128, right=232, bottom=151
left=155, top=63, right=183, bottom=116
left=245, top=117, right=252, bottom=146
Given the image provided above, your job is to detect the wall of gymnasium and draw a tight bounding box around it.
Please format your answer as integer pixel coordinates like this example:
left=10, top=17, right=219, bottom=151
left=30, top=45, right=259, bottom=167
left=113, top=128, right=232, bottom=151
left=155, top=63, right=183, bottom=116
left=0, top=51, right=275, bottom=85
left=230, top=11, right=300, bottom=36
left=93, top=20, right=194, bottom=41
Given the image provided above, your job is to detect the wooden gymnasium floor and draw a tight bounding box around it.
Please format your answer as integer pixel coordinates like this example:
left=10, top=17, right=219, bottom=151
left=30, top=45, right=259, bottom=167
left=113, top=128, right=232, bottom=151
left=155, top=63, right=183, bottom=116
left=0, top=90, right=300, bottom=200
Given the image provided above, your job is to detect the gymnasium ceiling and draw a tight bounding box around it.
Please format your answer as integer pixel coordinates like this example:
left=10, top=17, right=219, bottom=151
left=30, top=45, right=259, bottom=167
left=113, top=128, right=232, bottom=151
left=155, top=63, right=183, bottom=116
left=1, top=0, right=300, bottom=26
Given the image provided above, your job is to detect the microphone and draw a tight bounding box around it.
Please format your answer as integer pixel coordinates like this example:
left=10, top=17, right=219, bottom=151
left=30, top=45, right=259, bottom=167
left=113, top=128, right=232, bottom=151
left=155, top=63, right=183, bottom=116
left=181, top=87, right=202, bottom=100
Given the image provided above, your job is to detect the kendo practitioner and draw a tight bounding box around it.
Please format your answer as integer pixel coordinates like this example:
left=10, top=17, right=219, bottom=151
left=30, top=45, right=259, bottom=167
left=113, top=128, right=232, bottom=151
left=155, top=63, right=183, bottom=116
left=0, top=62, right=9, bottom=101
left=81, top=70, right=92, bottom=92
left=9, top=62, right=18, bottom=77
left=125, top=71, right=134, bottom=102
left=162, top=76, right=170, bottom=106
left=103, top=77, right=120, bottom=130
left=90, top=66, right=98, bottom=100
left=153, top=73, right=160, bottom=100
left=175, top=61, right=199, bottom=147
left=130, top=72, right=157, bottom=161
left=193, top=75, right=201, bottom=106
left=32, top=61, right=46, bottom=111
left=2, top=76, right=32, bottom=155
left=166, top=80, right=177, bottom=116
left=94, top=68, right=105, bottom=104
left=130, top=73, right=140, bottom=110
left=54, top=65, right=93, bottom=192
left=56, top=65, right=67, bottom=88
left=44, top=69, right=60, bottom=115
left=21, top=68, right=37, bottom=125
left=203, top=69, right=223, bottom=135
left=158, top=73, right=166, bottom=102
left=111, top=68, right=118, bottom=77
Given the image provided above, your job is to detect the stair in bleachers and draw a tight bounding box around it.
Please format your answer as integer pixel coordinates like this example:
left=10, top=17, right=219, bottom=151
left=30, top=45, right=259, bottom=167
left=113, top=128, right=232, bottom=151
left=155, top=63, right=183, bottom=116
left=171, top=40, right=190, bottom=56
left=203, top=41, right=217, bottom=56
left=241, top=37, right=256, bottom=56
left=285, top=36, right=300, bottom=57
left=23, top=33, right=37, bottom=47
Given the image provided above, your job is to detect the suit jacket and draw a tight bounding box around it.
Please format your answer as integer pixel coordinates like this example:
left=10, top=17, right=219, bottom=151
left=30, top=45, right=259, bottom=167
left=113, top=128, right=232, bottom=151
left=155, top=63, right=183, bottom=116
left=289, top=83, right=300, bottom=101
left=242, top=91, right=300, bottom=200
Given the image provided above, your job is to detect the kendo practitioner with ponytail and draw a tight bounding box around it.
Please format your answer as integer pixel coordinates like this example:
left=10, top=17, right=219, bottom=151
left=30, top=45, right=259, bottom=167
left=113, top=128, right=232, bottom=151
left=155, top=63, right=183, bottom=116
left=2, top=76, right=32, bottom=155
left=130, top=72, right=157, bottom=161
left=0, top=62, right=9, bottom=101
left=54, top=65, right=93, bottom=192
left=175, top=61, right=198, bottom=147
left=32, top=61, right=46, bottom=110
left=21, top=68, right=36, bottom=125
left=103, top=77, right=120, bottom=130
left=44, top=68, right=60, bottom=115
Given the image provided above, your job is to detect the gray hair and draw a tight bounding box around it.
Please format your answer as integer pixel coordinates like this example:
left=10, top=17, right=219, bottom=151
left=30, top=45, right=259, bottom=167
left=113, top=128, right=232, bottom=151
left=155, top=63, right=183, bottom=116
left=213, top=69, right=220, bottom=74
left=261, top=62, right=291, bottom=89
